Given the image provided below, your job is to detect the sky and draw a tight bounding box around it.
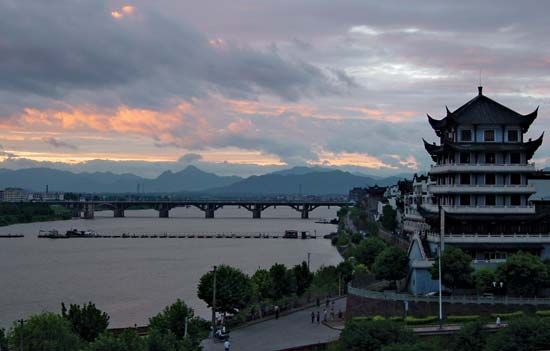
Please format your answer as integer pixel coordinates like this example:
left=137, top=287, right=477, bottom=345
left=0, top=0, right=549, bottom=178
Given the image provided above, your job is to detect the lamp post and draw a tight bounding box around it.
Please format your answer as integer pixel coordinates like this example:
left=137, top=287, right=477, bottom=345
left=211, top=265, right=217, bottom=338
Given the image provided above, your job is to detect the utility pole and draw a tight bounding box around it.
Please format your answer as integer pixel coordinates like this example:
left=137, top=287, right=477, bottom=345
left=184, top=316, right=189, bottom=338
left=211, top=265, right=217, bottom=338
left=19, top=319, right=23, bottom=351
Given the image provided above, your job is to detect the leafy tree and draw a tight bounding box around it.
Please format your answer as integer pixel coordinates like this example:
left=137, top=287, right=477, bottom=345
left=497, top=251, right=547, bottom=296
left=148, top=299, right=208, bottom=346
left=451, top=321, right=487, bottom=351
left=380, top=205, right=397, bottom=231
left=372, top=247, right=408, bottom=289
left=197, top=265, right=253, bottom=314
left=366, top=222, right=379, bottom=236
left=292, top=261, right=313, bottom=296
left=310, top=265, right=339, bottom=295
left=353, top=237, right=387, bottom=268
left=485, top=317, right=550, bottom=351
left=83, top=330, right=146, bottom=351
left=336, top=260, right=355, bottom=293
left=0, top=328, right=7, bottom=351
left=340, top=319, right=415, bottom=351
left=473, top=268, right=496, bottom=294
left=147, top=329, right=194, bottom=351
left=8, top=312, right=81, bottom=351
left=61, top=302, right=109, bottom=342
left=251, top=268, right=272, bottom=301
left=268, top=263, right=295, bottom=299
left=350, top=232, right=363, bottom=244
left=382, top=342, right=438, bottom=351
left=430, top=246, right=473, bottom=292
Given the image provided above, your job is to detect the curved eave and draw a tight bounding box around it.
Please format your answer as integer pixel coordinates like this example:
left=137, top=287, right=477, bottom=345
left=525, top=132, right=544, bottom=159
left=427, top=114, right=446, bottom=135
left=423, top=139, right=442, bottom=162
left=521, top=107, right=539, bottom=132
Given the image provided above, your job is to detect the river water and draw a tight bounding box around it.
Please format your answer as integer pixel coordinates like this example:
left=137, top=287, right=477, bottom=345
left=0, top=206, right=341, bottom=328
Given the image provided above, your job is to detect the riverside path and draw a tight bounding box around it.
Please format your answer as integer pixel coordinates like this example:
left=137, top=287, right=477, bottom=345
left=201, top=297, right=346, bottom=351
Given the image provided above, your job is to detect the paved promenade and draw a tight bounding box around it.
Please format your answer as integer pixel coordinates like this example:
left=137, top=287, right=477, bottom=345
left=201, top=297, right=346, bottom=351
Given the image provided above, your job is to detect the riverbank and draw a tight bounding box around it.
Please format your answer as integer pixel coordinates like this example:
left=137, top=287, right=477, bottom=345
left=0, top=203, right=71, bottom=227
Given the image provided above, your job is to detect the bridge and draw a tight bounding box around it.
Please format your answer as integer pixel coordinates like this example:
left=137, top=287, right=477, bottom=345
left=42, top=200, right=350, bottom=219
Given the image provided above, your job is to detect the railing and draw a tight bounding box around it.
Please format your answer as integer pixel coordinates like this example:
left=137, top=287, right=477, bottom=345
left=429, top=184, right=536, bottom=194
left=430, top=163, right=535, bottom=174
left=348, top=285, right=550, bottom=305
left=420, top=204, right=535, bottom=214
left=425, top=232, right=550, bottom=243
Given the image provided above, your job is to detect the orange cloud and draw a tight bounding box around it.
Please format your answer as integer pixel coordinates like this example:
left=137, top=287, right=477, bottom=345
left=314, top=152, right=397, bottom=169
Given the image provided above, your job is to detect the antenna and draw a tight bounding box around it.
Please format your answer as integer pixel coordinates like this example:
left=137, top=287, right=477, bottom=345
left=479, top=68, right=482, bottom=87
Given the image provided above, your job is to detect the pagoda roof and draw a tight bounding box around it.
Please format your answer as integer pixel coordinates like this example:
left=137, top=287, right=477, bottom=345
left=423, top=133, right=544, bottom=161
left=428, top=87, right=538, bottom=133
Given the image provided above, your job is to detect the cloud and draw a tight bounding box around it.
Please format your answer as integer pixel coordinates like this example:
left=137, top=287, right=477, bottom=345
left=43, top=137, right=78, bottom=150
left=178, top=153, right=203, bottom=163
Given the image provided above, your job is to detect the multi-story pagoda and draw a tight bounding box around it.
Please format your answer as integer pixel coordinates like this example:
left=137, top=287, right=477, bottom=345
left=421, top=86, right=545, bottom=234
left=407, top=86, right=549, bottom=294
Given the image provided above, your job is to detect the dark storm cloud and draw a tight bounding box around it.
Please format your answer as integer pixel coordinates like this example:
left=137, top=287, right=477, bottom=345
left=43, top=137, right=78, bottom=150
left=0, top=0, right=353, bottom=114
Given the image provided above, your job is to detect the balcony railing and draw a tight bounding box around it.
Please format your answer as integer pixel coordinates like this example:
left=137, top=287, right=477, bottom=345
left=430, top=163, right=535, bottom=174
left=420, top=204, right=535, bottom=214
left=425, top=231, right=550, bottom=243
left=429, top=184, right=536, bottom=194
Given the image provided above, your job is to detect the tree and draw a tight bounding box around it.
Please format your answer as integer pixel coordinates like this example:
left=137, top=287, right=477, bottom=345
left=452, top=321, right=487, bottom=351
left=430, top=246, right=473, bottom=292
left=353, top=237, right=387, bottom=268
left=148, top=299, right=208, bottom=346
left=251, top=269, right=272, bottom=301
left=485, top=317, right=550, bottom=351
left=340, top=319, right=415, bottom=351
left=292, top=261, right=313, bottom=296
left=268, top=263, right=295, bottom=299
left=310, top=265, right=339, bottom=295
left=8, top=312, right=81, bottom=351
left=336, top=260, right=355, bottom=293
left=0, top=328, right=7, bottom=351
left=197, top=265, right=253, bottom=314
left=380, top=205, right=397, bottom=231
left=147, top=329, right=193, bottom=351
left=61, top=302, right=109, bottom=342
left=83, top=330, right=146, bottom=351
left=366, top=222, right=379, bottom=236
left=497, top=251, right=547, bottom=296
left=473, top=268, right=496, bottom=294
left=372, top=247, right=408, bottom=289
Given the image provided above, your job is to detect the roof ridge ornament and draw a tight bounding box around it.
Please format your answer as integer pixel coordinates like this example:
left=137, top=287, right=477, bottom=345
left=478, top=86, right=483, bottom=95
left=445, top=106, right=451, bottom=116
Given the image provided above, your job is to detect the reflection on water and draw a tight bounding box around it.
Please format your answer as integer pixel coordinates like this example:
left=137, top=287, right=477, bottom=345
left=0, top=206, right=341, bottom=328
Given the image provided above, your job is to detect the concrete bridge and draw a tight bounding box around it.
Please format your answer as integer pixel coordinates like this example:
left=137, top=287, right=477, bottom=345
left=43, top=200, right=350, bottom=219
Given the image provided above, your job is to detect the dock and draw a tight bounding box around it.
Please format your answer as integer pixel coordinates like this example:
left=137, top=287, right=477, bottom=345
left=37, top=232, right=317, bottom=240
left=0, top=234, right=24, bottom=238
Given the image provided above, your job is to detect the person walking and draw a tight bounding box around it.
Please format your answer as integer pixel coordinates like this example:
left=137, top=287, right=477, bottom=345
left=316, top=311, right=320, bottom=324
left=496, top=316, right=501, bottom=328
left=224, top=339, right=231, bottom=351
left=323, top=309, right=328, bottom=322
left=311, top=311, right=315, bottom=323
left=275, top=305, right=279, bottom=320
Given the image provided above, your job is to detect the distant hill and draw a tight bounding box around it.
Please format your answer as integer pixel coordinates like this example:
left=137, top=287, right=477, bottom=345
left=207, top=169, right=390, bottom=195
left=0, top=166, right=241, bottom=193
left=0, top=166, right=406, bottom=195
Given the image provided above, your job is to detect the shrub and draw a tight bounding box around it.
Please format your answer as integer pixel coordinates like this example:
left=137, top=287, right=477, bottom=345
left=535, top=310, right=550, bottom=317
left=490, top=311, right=524, bottom=319
left=404, top=316, right=439, bottom=325
left=373, top=316, right=386, bottom=321
left=446, top=315, right=481, bottom=323
left=341, top=319, right=415, bottom=351
left=389, top=316, right=404, bottom=322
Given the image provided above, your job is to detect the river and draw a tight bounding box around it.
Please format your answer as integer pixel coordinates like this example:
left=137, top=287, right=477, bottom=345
left=0, top=206, right=341, bottom=328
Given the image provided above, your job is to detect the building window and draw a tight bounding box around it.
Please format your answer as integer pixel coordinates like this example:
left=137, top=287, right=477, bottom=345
left=460, top=153, right=470, bottom=164
left=485, top=153, right=496, bottom=164
left=484, top=130, right=495, bottom=142
left=485, top=174, right=496, bottom=185
left=460, top=174, right=470, bottom=185
left=486, top=194, right=496, bottom=206
left=461, top=129, right=472, bottom=142
left=508, top=130, right=518, bottom=142
left=460, top=194, right=471, bottom=206
left=510, top=195, right=521, bottom=206
left=510, top=153, right=521, bottom=164
left=510, top=174, right=521, bottom=185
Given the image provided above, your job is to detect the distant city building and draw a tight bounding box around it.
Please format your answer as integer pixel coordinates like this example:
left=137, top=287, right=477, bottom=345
left=1, top=188, right=28, bottom=202
left=409, top=87, right=550, bottom=294
left=403, top=174, right=434, bottom=235
left=28, top=192, right=65, bottom=201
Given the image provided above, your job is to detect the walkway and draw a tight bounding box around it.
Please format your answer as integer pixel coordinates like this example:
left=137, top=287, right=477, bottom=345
left=201, top=298, right=346, bottom=351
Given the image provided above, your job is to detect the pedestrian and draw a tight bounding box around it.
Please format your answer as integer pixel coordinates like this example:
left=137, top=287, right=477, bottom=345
left=316, top=311, right=320, bottom=324
left=323, top=309, right=328, bottom=322
left=316, top=297, right=320, bottom=307
left=311, top=311, right=315, bottom=323
left=325, top=298, right=330, bottom=308
left=224, top=339, right=231, bottom=351
left=275, top=305, right=279, bottom=319
left=496, top=315, right=501, bottom=328
left=338, top=309, right=343, bottom=319
left=330, top=306, right=335, bottom=320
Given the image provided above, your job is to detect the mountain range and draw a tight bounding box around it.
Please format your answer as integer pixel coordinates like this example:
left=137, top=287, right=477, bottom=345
left=0, top=166, right=404, bottom=195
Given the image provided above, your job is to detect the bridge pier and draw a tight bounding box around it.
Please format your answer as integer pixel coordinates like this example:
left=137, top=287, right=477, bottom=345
left=113, top=207, right=125, bottom=218
left=301, top=207, right=309, bottom=219
left=71, top=206, right=81, bottom=218
left=205, top=204, right=216, bottom=218
left=253, top=208, right=262, bottom=219
left=158, top=205, right=171, bottom=218
left=83, top=204, right=95, bottom=219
